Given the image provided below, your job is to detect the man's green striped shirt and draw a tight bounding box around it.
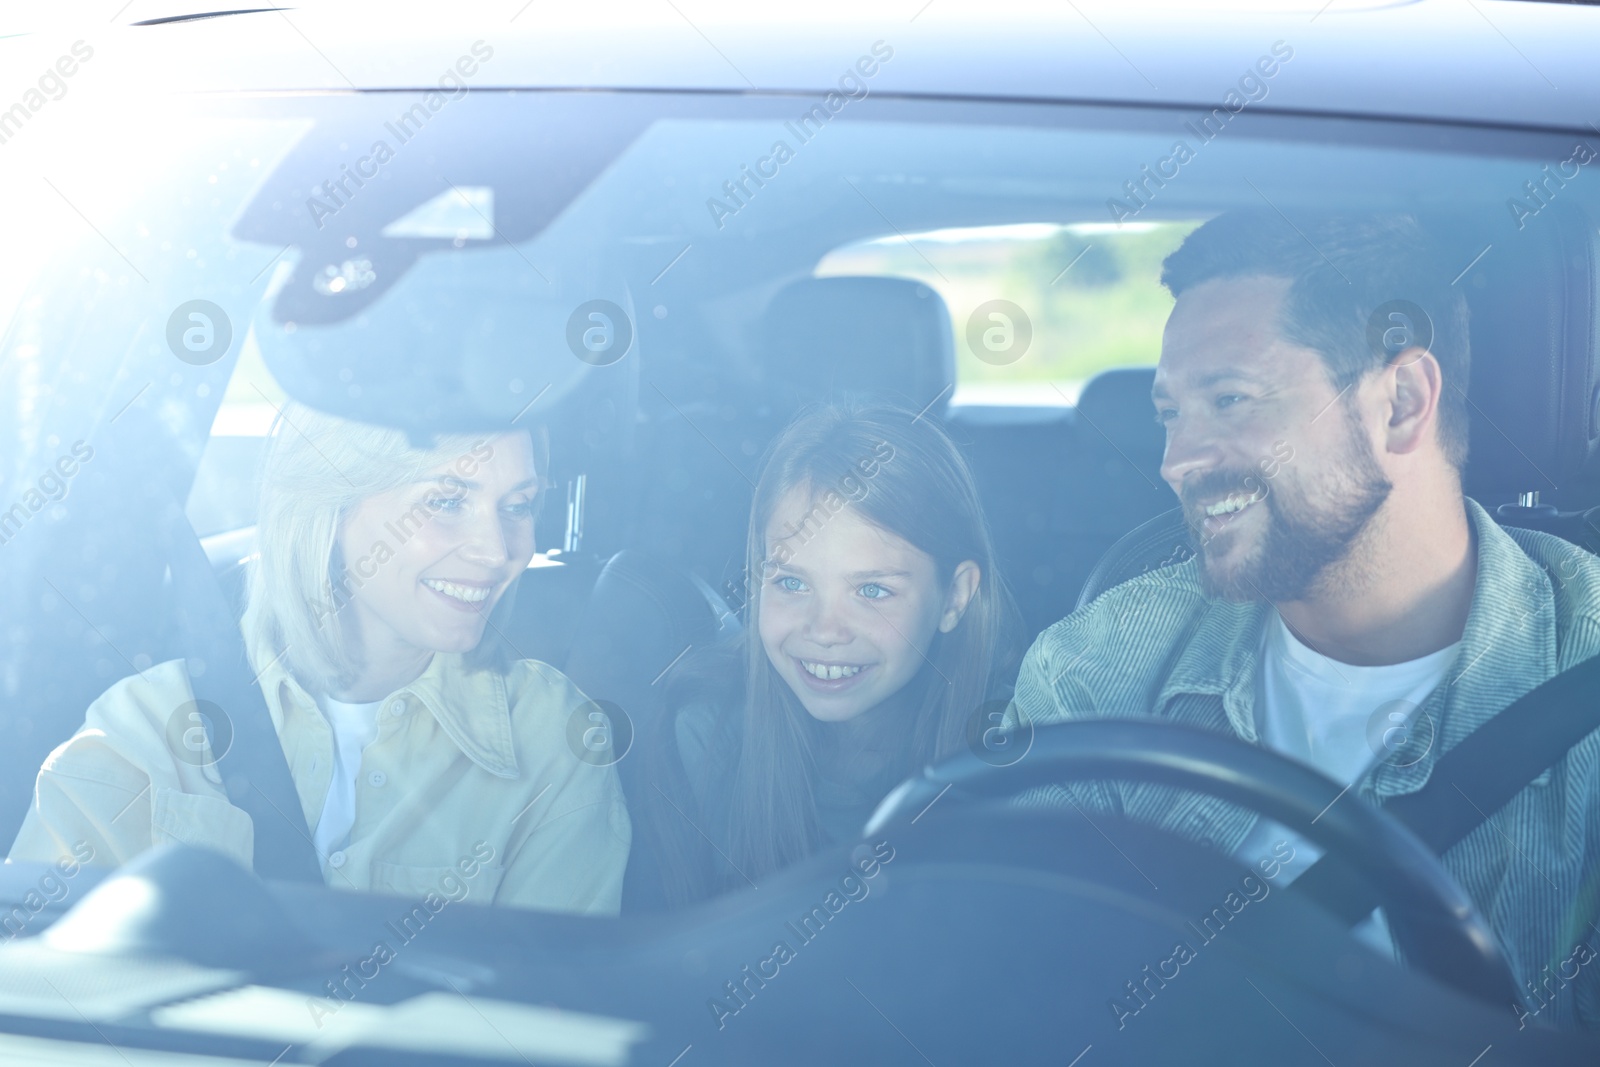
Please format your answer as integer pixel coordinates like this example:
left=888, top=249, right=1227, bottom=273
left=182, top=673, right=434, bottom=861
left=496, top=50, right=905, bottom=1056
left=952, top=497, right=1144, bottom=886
left=1012, top=499, right=1600, bottom=1028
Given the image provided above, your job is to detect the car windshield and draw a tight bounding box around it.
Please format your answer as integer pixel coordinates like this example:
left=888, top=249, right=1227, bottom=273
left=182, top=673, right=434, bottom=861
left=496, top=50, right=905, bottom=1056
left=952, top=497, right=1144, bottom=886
left=6, top=89, right=1590, bottom=607
left=5, top=38, right=1600, bottom=1062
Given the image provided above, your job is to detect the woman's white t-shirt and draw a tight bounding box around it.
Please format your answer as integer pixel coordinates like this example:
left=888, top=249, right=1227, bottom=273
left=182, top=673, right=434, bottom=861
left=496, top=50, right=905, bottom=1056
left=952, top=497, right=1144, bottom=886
left=312, top=694, right=385, bottom=858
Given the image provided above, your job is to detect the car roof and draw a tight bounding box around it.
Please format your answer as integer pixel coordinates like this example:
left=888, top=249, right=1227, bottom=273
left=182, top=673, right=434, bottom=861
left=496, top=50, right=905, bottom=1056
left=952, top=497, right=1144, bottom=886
left=6, top=0, right=1600, bottom=135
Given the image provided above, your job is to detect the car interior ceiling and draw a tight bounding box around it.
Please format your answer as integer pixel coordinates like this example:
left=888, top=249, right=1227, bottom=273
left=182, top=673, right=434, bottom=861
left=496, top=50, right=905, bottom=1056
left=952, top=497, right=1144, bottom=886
left=3, top=102, right=1599, bottom=888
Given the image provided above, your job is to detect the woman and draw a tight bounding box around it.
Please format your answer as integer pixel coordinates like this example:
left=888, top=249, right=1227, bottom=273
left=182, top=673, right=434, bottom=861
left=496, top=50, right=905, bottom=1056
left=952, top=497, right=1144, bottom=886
left=10, top=404, right=630, bottom=913
left=660, top=403, right=1016, bottom=899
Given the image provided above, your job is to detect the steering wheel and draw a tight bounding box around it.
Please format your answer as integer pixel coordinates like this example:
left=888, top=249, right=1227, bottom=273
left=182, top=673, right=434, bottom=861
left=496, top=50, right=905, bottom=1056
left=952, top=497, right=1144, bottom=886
left=865, top=719, right=1520, bottom=1007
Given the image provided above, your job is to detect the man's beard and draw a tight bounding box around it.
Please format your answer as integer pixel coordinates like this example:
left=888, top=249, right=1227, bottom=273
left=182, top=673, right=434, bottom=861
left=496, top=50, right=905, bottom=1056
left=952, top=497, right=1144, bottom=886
left=1184, top=412, right=1392, bottom=603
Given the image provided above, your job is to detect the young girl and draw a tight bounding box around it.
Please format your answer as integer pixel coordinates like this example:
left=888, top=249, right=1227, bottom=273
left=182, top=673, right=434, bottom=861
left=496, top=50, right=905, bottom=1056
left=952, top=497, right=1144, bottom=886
left=11, top=404, right=630, bottom=913
left=664, top=403, right=1016, bottom=897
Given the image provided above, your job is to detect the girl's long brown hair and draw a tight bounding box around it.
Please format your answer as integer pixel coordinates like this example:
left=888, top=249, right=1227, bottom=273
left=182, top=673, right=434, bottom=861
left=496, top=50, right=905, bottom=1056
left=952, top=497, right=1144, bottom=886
left=724, top=402, right=1015, bottom=883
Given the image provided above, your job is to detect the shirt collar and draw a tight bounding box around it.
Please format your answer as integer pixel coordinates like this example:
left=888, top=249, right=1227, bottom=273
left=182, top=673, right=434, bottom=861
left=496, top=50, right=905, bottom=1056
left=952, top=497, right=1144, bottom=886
left=393, top=653, right=522, bottom=779
left=1151, top=498, right=1556, bottom=795
left=1367, top=498, right=1557, bottom=796
left=255, top=645, right=522, bottom=780
left=1153, top=576, right=1270, bottom=741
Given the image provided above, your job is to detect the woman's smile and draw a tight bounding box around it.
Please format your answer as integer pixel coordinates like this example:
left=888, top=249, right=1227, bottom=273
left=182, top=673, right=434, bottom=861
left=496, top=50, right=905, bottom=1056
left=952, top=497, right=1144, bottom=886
left=420, top=576, right=499, bottom=613
left=337, top=432, right=540, bottom=689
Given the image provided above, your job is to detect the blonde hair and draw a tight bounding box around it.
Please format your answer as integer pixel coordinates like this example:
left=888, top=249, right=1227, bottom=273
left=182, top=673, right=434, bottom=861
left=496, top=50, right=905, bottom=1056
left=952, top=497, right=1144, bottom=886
left=241, top=402, right=543, bottom=695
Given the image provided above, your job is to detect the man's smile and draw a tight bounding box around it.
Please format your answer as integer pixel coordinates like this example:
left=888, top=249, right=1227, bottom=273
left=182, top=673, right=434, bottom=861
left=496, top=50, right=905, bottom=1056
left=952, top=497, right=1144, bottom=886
left=1186, top=482, right=1269, bottom=542
left=1200, top=487, right=1266, bottom=518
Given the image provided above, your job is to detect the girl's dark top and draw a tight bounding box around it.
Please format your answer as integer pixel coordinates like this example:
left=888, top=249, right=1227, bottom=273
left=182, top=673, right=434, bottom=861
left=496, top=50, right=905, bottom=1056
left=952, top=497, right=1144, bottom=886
left=665, top=656, right=1014, bottom=898
left=636, top=633, right=1011, bottom=908
left=674, top=696, right=918, bottom=848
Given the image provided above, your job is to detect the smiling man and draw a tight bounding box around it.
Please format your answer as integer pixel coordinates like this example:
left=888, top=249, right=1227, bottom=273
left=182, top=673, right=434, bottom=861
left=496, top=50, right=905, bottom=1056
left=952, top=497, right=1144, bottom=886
left=1011, top=211, right=1600, bottom=1027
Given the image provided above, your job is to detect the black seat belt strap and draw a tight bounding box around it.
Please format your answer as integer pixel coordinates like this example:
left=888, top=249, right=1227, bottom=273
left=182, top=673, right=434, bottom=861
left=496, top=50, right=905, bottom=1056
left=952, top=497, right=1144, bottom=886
left=1294, top=651, right=1600, bottom=923
left=164, top=506, right=324, bottom=883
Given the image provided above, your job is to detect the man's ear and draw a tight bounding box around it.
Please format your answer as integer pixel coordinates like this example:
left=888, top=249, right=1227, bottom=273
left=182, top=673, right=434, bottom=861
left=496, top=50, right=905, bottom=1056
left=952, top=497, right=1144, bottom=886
left=1384, top=347, right=1444, bottom=456
left=940, top=560, right=982, bottom=633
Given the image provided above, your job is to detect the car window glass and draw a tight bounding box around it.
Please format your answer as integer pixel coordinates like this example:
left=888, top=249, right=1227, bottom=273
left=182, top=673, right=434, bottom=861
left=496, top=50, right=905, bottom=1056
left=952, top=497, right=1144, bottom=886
left=1, top=90, right=1598, bottom=908
left=818, top=220, right=1199, bottom=404
left=185, top=334, right=285, bottom=538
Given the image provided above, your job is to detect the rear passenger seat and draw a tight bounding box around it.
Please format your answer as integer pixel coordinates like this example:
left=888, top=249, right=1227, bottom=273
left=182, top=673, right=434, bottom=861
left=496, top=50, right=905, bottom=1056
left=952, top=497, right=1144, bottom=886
left=953, top=365, right=1170, bottom=638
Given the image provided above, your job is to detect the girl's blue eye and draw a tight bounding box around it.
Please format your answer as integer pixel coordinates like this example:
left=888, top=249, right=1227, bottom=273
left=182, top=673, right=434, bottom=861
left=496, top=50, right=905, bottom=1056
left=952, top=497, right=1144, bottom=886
left=777, top=576, right=806, bottom=593
left=1216, top=394, right=1244, bottom=410
left=502, top=498, right=536, bottom=518
left=859, top=583, right=890, bottom=600
left=429, top=496, right=467, bottom=513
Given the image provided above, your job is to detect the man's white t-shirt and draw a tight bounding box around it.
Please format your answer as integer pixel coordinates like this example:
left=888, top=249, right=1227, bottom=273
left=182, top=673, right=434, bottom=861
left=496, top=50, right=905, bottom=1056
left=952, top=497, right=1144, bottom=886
left=1233, top=612, right=1459, bottom=952
left=312, top=694, right=385, bottom=859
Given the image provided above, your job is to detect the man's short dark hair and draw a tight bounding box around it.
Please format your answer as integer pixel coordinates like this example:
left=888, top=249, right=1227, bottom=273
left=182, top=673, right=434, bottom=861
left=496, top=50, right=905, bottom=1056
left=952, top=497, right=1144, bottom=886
left=1160, top=212, right=1471, bottom=468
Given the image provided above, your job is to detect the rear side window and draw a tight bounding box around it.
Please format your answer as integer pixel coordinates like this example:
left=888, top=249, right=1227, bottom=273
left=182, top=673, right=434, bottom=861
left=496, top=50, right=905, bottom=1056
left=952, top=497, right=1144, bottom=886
left=816, top=220, right=1199, bottom=405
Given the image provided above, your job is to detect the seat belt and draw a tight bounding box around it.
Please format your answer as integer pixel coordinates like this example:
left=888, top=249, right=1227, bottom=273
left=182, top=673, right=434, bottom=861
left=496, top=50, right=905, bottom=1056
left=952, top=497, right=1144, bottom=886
left=164, top=506, right=324, bottom=883
left=1293, top=651, right=1600, bottom=925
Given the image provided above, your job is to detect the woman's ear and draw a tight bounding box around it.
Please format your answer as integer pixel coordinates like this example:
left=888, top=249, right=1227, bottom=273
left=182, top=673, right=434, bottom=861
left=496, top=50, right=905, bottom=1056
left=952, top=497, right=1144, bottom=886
left=939, top=560, right=982, bottom=633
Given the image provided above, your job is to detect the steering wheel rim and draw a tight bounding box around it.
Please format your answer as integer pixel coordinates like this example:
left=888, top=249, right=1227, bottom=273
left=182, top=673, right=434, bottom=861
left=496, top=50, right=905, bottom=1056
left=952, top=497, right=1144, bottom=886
left=866, top=719, right=1520, bottom=1007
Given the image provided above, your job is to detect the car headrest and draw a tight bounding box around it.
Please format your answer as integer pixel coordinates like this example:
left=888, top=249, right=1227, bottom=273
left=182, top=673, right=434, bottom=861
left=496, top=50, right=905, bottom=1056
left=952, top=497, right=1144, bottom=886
left=1457, top=211, right=1600, bottom=499
left=1075, top=366, right=1164, bottom=477
left=758, top=276, right=955, bottom=420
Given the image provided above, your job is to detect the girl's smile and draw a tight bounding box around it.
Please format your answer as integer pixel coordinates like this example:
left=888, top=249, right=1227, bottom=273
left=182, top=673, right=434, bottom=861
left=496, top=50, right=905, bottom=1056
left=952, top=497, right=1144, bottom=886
left=794, top=656, right=875, bottom=691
